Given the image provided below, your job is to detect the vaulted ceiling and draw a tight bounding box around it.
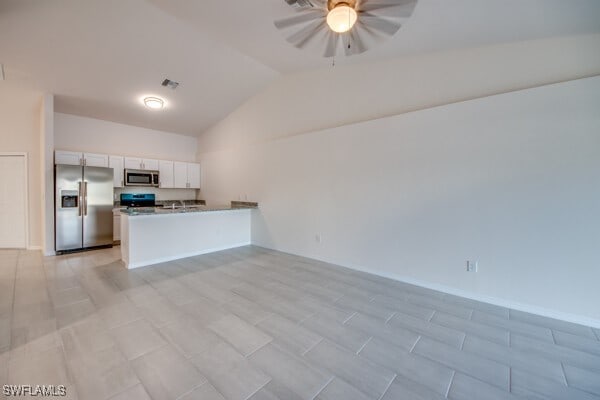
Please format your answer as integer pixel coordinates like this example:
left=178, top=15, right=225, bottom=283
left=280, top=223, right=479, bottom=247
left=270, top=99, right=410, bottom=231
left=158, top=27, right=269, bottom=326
left=1, top=0, right=599, bottom=136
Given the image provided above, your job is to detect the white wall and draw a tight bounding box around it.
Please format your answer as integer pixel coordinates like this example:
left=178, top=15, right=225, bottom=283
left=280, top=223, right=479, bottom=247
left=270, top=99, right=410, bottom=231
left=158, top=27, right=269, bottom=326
left=0, top=79, right=43, bottom=249
left=198, top=77, right=600, bottom=326
left=199, top=34, right=600, bottom=152
left=40, top=94, right=55, bottom=255
left=54, top=112, right=200, bottom=201
left=55, top=112, right=198, bottom=161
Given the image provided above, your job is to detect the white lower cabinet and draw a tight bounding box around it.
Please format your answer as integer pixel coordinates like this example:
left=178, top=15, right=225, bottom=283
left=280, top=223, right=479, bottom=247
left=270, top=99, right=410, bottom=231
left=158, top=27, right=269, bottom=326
left=113, top=209, right=121, bottom=242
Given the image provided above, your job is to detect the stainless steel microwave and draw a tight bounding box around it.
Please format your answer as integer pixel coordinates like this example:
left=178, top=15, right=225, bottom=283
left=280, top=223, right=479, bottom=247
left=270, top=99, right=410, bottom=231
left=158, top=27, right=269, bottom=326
left=124, top=169, right=159, bottom=187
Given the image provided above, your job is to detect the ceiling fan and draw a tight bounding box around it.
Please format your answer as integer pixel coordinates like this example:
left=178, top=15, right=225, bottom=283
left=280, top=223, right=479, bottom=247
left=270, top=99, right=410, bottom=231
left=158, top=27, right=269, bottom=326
left=274, top=0, right=418, bottom=57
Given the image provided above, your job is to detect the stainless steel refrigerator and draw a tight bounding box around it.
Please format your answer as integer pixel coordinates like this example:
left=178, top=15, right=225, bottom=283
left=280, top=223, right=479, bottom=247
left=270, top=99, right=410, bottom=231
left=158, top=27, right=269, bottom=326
left=55, top=164, right=114, bottom=253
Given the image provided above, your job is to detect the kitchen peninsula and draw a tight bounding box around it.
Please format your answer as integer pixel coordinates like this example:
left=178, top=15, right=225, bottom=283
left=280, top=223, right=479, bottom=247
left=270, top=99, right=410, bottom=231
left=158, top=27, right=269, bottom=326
left=120, top=202, right=257, bottom=268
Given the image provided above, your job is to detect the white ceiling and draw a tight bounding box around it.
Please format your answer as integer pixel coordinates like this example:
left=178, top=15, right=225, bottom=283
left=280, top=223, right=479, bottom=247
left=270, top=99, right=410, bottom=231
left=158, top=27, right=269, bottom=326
left=1, top=0, right=599, bottom=136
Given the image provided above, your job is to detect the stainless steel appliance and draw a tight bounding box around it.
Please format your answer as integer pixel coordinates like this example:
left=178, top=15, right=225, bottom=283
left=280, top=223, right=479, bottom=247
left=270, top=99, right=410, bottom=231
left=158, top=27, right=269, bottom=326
left=124, top=169, right=159, bottom=187
left=55, top=164, right=114, bottom=253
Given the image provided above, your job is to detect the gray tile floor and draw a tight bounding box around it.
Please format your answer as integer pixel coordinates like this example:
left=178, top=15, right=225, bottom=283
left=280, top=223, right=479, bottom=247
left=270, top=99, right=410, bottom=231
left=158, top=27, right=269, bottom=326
left=1, top=246, right=599, bottom=400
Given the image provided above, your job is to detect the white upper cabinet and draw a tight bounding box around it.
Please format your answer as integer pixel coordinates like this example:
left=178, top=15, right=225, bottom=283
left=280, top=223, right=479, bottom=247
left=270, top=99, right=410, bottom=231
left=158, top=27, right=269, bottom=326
left=56, top=150, right=198, bottom=190
left=55, top=150, right=82, bottom=166
left=173, top=162, right=200, bottom=189
left=143, top=158, right=159, bottom=171
left=158, top=160, right=174, bottom=188
left=83, top=153, right=109, bottom=167
left=124, top=157, right=159, bottom=171
left=124, top=157, right=143, bottom=170
left=173, top=162, right=188, bottom=189
left=55, top=151, right=108, bottom=167
left=109, top=155, right=124, bottom=188
left=188, top=163, right=201, bottom=189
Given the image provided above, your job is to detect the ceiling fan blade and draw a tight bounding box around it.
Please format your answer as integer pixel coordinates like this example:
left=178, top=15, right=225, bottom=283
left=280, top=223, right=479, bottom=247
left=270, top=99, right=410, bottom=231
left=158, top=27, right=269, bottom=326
left=274, top=10, right=324, bottom=29
left=342, top=29, right=367, bottom=56
left=288, top=19, right=327, bottom=48
left=309, top=0, right=328, bottom=9
left=359, top=0, right=417, bottom=13
left=324, top=31, right=340, bottom=57
left=360, top=0, right=417, bottom=16
left=358, top=14, right=402, bottom=36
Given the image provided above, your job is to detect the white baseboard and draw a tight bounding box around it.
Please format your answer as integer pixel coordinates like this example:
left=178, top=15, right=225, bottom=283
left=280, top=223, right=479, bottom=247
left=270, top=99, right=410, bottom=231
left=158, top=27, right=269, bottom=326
left=360, top=268, right=600, bottom=330
left=253, top=244, right=600, bottom=330
left=125, top=241, right=251, bottom=269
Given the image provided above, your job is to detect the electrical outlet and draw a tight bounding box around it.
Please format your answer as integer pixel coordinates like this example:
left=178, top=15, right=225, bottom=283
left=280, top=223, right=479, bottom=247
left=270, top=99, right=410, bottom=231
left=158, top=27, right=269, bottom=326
left=315, top=234, right=322, bottom=243
left=466, top=260, right=478, bottom=272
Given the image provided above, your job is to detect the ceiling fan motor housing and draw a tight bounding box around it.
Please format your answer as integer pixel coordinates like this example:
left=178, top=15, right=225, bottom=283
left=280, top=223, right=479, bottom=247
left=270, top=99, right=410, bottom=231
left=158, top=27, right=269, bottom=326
left=328, top=0, right=357, bottom=11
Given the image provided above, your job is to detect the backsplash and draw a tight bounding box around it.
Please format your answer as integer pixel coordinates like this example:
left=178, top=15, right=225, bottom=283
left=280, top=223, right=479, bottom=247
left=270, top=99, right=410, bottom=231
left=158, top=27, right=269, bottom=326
left=114, top=187, right=199, bottom=202
left=114, top=198, right=206, bottom=207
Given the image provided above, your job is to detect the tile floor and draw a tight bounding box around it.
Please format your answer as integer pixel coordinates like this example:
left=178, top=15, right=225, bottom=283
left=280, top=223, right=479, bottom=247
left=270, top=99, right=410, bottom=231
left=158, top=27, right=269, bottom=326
left=1, top=246, right=599, bottom=400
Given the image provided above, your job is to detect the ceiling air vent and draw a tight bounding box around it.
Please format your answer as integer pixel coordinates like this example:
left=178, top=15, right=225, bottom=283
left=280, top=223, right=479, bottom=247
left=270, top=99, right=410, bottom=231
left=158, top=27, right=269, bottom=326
left=161, top=78, right=179, bottom=90
left=285, top=0, right=314, bottom=9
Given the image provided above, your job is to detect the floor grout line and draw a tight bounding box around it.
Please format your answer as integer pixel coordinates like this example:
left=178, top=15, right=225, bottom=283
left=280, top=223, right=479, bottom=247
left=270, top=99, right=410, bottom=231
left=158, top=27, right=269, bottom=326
left=560, top=362, right=568, bottom=386
left=311, top=375, right=335, bottom=400
left=376, top=373, right=397, bottom=400
left=428, top=310, right=436, bottom=322
left=385, top=311, right=396, bottom=324
left=409, top=336, right=421, bottom=353
left=550, top=329, right=557, bottom=345
left=355, top=336, right=372, bottom=355
left=445, top=370, right=456, bottom=398
left=302, top=337, right=324, bottom=356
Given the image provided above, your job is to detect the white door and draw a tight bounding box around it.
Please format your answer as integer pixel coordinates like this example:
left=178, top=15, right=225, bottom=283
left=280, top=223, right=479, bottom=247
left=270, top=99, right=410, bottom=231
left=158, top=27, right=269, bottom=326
left=0, top=155, right=27, bottom=248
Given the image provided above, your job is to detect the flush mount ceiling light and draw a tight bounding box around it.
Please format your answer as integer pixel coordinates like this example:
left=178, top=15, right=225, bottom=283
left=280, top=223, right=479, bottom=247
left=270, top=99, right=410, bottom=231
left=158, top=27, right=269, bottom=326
left=326, top=2, right=357, bottom=33
left=275, top=0, right=418, bottom=57
left=143, top=96, right=164, bottom=110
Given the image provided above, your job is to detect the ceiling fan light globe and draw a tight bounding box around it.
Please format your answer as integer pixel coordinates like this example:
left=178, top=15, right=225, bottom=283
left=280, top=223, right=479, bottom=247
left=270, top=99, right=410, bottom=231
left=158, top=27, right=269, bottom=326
left=327, top=5, right=357, bottom=33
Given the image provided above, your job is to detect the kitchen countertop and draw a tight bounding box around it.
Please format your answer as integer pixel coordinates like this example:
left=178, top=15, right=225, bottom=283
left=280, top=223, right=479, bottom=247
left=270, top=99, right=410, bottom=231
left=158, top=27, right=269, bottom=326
left=121, top=204, right=257, bottom=216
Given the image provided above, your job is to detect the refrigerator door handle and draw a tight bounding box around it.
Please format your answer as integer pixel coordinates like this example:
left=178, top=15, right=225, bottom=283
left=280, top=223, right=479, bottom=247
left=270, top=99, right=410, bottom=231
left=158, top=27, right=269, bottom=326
left=78, top=181, right=82, bottom=217
left=83, top=181, right=88, bottom=216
